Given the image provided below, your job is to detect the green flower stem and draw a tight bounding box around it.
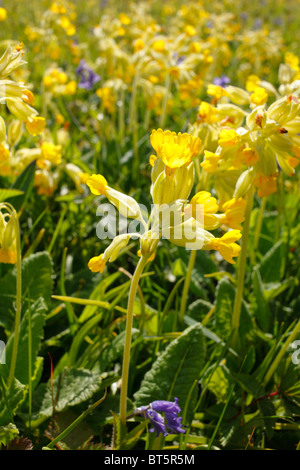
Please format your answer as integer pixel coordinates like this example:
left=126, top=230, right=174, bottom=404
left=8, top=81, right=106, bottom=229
left=159, top=72, right=171, bottom=129
left=120, top=255, right=149, bottom=426
left=27, top=298, right=32, bottom=431
left=179, top=250, right=196, bottom=324
left=7, top=208, right=22, bottom=388
left=231, top=186, right=254, bottom=348
left=251, top=195, right=266, bottom=264
left=263, top=319, right=300, bottom=387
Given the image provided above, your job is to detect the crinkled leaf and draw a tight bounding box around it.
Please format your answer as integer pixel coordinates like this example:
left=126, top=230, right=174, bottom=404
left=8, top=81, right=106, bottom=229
left=134, top=323, right=206, bottom=423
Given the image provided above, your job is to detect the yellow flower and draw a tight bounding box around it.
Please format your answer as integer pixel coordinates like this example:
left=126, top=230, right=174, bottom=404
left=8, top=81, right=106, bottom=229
left=149, top=154, right=157, bottom=167
left=0, top=7, right=7, bottom=22
left=218, top=129, right=240, bottom=148
left=88, top=234, right=132, bottom=273
left=119, top=13, right=131, bottom=25
left=190, top=41, right=202, bottom=53
left=88, top=254, right=106, bottom=273
left=150, top=129, right=201, bottom=176
left=190, top=191, right=219, bottom=229
left=246, top=74, right=261, bottom=92
left=197, top=101, right=219, bottom=124
left=284, top=52, right=299, bottom=72
left=184, top=25, right=197, bottom=36
left=152, top=40, right=166, bottom=53
left=87, top=174, right=144, bottom=221
left=64, top=80, right=77, bottom=95
left=0, top=143, right=9, bottom=162
left=253, top=172, right=277, bottom=197
left=23, top=89, right=35, bottom=106
left=250, top=86, right=268, bottom=106
left=86, top=174, right=108, bottom=196
left=200, top=151, right=220, bottom=173
left=40, top=142, right=62, bottom=165
left=0, top=212, right=17, bottom=264
left=207, top=84, right=228, bottom=101
left=134, top=38, right=145, bottom=52
left=221, top=198, right=246, bottom=230
left=160, top=142, right=192, bottom=175
left=25, top=116, right=46, bottom=136
left=240, top=147, right=259, bottom=166
left=96, top=87, right=115, bottom=113
left=204, top=230, right=242, bottom=264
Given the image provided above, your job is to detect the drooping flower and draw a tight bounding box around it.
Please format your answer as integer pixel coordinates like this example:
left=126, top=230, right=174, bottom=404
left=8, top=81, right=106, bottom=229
left=76, top=60, right=100, bottom=90
left=135, top=398, right=185, bottom=437
left=203, top=230, right=242, bottom=264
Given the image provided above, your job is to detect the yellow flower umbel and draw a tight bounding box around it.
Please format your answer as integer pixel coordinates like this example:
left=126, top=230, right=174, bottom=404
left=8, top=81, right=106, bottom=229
left=87, top=129, right=244, bottom=273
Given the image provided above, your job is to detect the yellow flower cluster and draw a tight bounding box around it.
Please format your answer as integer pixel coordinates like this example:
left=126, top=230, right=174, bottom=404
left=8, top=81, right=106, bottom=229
left=87, top=128, right=247, bottom=272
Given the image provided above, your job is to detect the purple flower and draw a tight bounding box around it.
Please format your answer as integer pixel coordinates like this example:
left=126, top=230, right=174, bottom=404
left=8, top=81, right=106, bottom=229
left=213, top=74, right=231, bottom=88
left=76, top=60, right=100, bottom=90
left=135, top=398, right=185, bottom=437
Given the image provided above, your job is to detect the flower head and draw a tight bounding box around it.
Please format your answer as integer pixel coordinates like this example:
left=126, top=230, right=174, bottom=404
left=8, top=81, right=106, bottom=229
left=76, top=60, right=100, bottom=90
left=204, top=230, right=242, bottom=264
left=135, top=398, right=185, bottom=437
left=25, top=116, right=46, bottom=136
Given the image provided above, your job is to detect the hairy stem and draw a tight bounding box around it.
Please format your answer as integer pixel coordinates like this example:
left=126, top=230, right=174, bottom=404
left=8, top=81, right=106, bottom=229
left=179, top=250, right=196, bottom=324
left=231, top=186, right=254, bottom=348
left=7, top=209, right=22, bottom=388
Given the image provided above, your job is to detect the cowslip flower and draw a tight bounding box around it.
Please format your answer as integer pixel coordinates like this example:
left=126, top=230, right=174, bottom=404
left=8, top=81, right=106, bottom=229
left=0, top=209, right=17, bottom=264
left=203, top=230, right=242, bottom=264
left=135, top=398, right=185, bottom=437
left=87, top=128, right=244, bottom=273
left=25, top=116, right=46, bottom=136
left=86, top=174, right=146, bottom=223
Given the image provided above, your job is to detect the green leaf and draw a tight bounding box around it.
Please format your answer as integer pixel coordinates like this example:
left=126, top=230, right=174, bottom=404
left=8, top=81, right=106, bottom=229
left=214, top=278, right=252, bottom=343
left=9, top=160, right=36, bottom=212
left=134, top=323, right=206, bottom=422
left=5, top=297, right=47, bottom=386
left=0, top=189, right=24, bottom=203
left=207, top=365, right=231, bottom=403
left=258, top=240, right=287, bottom=283
left=187, top=299, right=213, bottom=322
left=28, top=368, right=103, bottom=427
left=0, top=423, right=19, bottom=446
left=0, top=251, right=53, bottom=330
left=99, top=329, right=139, bottom=373
left=0, top=377, right=26, bottom=426
left=251, top=267, right=271, bottom=331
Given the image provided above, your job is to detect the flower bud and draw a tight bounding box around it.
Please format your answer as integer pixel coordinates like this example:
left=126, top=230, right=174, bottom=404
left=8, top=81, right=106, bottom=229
left=0, top=116, right=6, bottom=141
left=233, top=168, right=255, bottom=199
left=225, top=85, right=250, bottom=105
left=7, top=119, right=23, bottom=147
left=246, top=106, right=267, bottom=130
left=140, top=229, right=160, bottom=256
left=278, top=63, right=296, bottom=85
